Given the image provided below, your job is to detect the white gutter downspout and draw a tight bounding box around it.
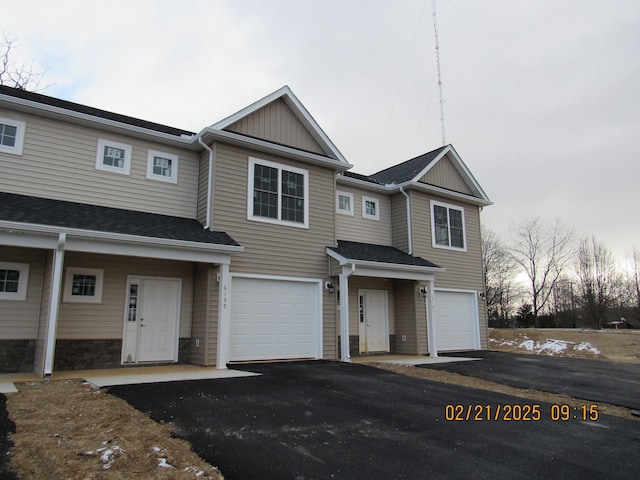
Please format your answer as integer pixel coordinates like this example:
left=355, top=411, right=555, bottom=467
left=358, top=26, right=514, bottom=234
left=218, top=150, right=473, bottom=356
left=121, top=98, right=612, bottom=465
left=399, top=186, right=412, bottom=254
left=198, top=137, right=215, bottom=230
left=339, top=263, right=356, bottom=362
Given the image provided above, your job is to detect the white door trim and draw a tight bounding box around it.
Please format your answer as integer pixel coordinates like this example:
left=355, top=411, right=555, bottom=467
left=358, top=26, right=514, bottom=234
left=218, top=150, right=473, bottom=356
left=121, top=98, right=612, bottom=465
left=358, top=289, right=390, bottom=353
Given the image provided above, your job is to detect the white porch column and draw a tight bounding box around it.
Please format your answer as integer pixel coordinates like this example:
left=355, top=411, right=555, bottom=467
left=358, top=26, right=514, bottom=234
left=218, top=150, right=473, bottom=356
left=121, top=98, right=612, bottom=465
left=339, top=264, right=355, bottom=362
left=216, top=262, right=231, bottom=369
left=43, top=233, right=66, bottom=376
left=425, top=279, right=438, bottom=357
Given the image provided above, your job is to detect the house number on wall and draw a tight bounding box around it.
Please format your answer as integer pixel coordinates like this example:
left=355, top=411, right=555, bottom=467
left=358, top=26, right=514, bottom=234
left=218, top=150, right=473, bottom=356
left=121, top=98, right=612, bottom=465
left=222, top=284, right=228, bottom=309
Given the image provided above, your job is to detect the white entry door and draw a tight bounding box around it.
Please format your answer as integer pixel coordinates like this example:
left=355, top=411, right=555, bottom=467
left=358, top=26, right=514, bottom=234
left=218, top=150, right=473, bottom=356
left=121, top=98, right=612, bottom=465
left=135, top=278, right=180, bottom=363
left=359, top=290, right=389, bottom=353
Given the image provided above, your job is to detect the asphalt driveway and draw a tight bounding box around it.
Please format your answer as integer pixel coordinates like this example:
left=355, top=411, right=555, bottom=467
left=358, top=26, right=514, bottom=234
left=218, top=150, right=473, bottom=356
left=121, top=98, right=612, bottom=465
left=423, top=351, right=640, bottom=410
left=109, top=361, right=639, bottom=480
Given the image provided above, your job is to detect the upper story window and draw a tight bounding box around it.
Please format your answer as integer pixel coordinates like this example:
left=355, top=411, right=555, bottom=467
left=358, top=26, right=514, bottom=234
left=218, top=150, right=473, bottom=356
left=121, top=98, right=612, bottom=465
left=0, top=262, right=29, bottom=301
left=0, top=117, right=26, bottom=156
left=96, top=138, right=132, bottom=175
left=362, top=195, right=380, bottom=220
left=63, top=267, right=104, bottom=303
left=336, top=191, right=354, bottom=215
left=431, top=200, right=466, bottom=251
left=248, top=157, right=309, bottom=228
left=147, top=150, right=179, bottom=183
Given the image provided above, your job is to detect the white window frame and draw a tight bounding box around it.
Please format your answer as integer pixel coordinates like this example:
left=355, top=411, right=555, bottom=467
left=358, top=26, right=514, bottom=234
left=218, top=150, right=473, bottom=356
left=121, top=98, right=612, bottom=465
left=146, top=150, right=179, bottom=183
left=362, top=195, right=380, bottom=220
left=336, top=191, right=354, bottom=216
left=0, top=262, right=30, bottom=301
left=247, top=157, right=309, bottom=229
left=430, top=199, right=467, bottom=252
left=95, top=138, right=132, bottom=175
left=0, top=117, right=26, bottom=156
left=63, top=267, right=104, bottom=303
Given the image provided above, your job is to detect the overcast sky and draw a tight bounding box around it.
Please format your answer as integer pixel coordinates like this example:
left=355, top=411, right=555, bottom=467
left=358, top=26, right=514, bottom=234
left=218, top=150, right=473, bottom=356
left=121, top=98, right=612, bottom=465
left=3, top=0, right=639, bottom=263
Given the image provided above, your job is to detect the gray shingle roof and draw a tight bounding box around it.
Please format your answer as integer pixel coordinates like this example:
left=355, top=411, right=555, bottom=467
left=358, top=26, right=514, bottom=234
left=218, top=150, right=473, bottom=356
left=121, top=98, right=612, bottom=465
left=369, top=146, right=448, bottom=185
left=328, top=240, right=441, bottom=268
left=0, top=192, right=239, bottom=247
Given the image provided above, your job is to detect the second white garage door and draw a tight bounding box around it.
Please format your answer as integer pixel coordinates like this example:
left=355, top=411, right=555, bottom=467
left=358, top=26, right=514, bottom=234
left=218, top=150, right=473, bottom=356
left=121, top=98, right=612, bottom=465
left=434, top=290, right=480, bottom=352
left=230, top=276, right=321, bottom=362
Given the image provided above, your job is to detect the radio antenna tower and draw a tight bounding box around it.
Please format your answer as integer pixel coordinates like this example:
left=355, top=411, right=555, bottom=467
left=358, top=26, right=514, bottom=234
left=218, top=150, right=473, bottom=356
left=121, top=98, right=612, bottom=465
left=431, top=0, right=446, bottom=146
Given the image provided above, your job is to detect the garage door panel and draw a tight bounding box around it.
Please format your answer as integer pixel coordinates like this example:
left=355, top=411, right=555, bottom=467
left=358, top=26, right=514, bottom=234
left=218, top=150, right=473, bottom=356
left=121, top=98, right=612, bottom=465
left=230, top=277, right=320, bottom=362
left=434, top=291, right=479, bottom=352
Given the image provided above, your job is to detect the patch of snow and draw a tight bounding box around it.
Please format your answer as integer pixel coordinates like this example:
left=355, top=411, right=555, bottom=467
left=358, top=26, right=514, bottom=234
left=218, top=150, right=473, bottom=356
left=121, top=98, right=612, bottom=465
left=513, top=337, right=601, bottom=357
left=96, top=445, right=124, bottom=470
left=536, top=339, right=569, bottom=354
left=518, top=339, right=536, bottom=351
left=575, top=342, right=600, bottom=354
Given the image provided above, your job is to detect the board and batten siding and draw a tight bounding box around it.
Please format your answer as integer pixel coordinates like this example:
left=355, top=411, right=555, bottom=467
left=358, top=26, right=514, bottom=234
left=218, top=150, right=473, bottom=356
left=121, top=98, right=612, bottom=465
left=335, top=186, right=392, bottom=246
left=56, top=253, right=195, bottom=340
left=410, top=190, right=488, bottom=348
left=0, top=247, right=45, bottom=339
left=210, top=142, right=337, bottom=359
left=420, top=155, right=473, bottom=195
left=225, top=99, right=325, bottom=155
left=0, top=109, right=199, bottom=218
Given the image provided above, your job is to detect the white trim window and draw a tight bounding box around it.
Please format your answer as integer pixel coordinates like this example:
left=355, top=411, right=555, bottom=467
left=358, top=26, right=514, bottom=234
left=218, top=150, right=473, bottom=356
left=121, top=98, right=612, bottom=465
left=248, top=157, right=309, bottom=228
left=95, top=138, right=132, bottom=175
left=362, top=195, right=380, bottom=220
left=63, top=267, right=104, bottom=303
left=431, top=200, right=466, bottom=251
left=146, top=150, right=178, bottom=183
left=0, top=117, right=26, bottom=156
left=336, top=191, right=354, bottom=215
left=0, top=262, right=29, bottom=301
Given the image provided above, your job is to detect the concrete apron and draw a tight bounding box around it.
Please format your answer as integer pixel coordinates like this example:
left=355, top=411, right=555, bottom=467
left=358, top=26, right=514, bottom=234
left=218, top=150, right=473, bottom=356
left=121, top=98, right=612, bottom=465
left=0, top=365, right=261, bottom=393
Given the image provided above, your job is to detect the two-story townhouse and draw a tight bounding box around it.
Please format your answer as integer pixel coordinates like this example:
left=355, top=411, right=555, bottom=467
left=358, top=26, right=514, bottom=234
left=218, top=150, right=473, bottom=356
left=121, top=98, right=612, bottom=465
left=0, top=84, right=490, bottom=378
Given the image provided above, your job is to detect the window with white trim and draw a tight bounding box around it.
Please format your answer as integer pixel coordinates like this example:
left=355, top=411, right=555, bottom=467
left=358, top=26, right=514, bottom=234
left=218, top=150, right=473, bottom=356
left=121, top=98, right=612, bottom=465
left=248, top=157, right=309, bottom=228
left=431, top=200, right=466, bottom=250
left=362, top=195, right=380, bottom=220
left=0, top=262, right=29, bottom=301
left=63, top=267, right=104, bottom=303
left=0, top=117, right=26, bottom=155
left=146, top=150, right=178, bottom=183
left=96, top=139, right=132, bottom=175
left=336, top=191, right=354, bottom=215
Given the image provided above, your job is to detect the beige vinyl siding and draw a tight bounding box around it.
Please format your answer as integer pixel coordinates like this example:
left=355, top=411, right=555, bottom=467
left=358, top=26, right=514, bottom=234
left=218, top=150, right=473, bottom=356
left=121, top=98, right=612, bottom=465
left=420, top=155, right=473, bottom=195
left=210, top=142, right=337, bottom=359
left=335, top=186, right=392, bottom=246
left=0, top=109, right=199, bottom=217
left=56, top=253, right=195, bottom=340
left=34, top=250, right=54, bottom=377
left=190, top=263, right=210, bottom=365
left=196, top=150, right=209, bottom=224
left=225, top=99, right=325, bottom=155
left=393, top=280, right=418, bottom=354
left=346, top=277, right=396, bottom=336
left=206, top=266, right=220, bottom=366
left=0, top=247, right=45, bottom=339
left=391, top=193, right=409, bottom=252
left=411, top=190, right=488, bottom=348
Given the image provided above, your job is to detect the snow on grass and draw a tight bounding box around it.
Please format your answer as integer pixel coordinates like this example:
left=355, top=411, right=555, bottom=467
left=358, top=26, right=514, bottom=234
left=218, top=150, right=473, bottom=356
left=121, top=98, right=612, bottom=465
left=491, top=335, right=600, bottom=356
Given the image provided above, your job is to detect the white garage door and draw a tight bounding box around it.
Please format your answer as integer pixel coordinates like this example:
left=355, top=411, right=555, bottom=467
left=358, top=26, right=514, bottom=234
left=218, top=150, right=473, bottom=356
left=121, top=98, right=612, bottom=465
left=434, top=290, right=480, bottom=352
left=230, top=277, right=321, bottom=362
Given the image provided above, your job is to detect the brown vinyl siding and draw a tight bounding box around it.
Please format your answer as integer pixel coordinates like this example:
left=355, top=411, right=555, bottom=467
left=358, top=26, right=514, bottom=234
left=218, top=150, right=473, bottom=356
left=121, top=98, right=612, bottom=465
left=56, top=253, right=195, bottom=340
left=335, top=186, right=392, bottom=246
left=420, top=155, right=473, bottom=195
left=225, top=99, right=325, bottom=155
left=0, top=247, right=45, bottom=339
left=0, top=109, right=199, bottom=218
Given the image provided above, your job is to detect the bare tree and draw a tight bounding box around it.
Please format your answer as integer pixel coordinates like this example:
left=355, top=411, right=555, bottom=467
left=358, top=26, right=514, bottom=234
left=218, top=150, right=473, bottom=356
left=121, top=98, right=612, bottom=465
left=626, top=246, right=640, bottom=312
left=0, top=32, right=48, bottom=91
left=509, top=218, right=574, bottom=325
left=575, top=236, right=621, bottom=329
left=482, top=226, right=519, bottom=322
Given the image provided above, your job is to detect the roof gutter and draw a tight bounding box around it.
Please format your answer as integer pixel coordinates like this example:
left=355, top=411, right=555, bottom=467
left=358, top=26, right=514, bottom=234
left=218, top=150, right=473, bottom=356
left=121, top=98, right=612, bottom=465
left=198, top=137, right=215, bottom=230
left=399, top=186, right=412, bottom=255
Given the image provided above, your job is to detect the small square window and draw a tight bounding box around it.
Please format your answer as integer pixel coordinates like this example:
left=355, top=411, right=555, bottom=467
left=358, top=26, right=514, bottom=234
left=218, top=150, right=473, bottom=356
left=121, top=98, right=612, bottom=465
left=63, top=267, right=104, bottom=303
left=146, top=150, right=179, bottom=183
left=96, top=139, right=132, bottom=175
left=362, top=195, right=380, bottom=220
left=0, top=117, right=26, bottom=155
left=336, top=191, right=354, bottom=215
left=0, top=262, right=29, bottom=301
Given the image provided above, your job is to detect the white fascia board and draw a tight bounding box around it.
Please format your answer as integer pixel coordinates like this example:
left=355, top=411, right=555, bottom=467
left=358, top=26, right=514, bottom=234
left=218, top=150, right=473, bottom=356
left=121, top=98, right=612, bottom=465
left=0, top=93, right=198, bottom=150
left=326, top=247, right=445, bottom=277
left=201, top=129, right=352, bottom=171
left=0, top=221, right=243, bottom=256
left=335, top=174, right=393, bottom=193
left=397, top=181, right=493, bottom=207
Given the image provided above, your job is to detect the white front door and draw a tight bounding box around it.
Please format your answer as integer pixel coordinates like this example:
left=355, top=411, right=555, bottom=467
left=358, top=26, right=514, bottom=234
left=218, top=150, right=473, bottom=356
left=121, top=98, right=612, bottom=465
left=359, top=290, right=389, bottom=353
left=122, top=277, right=180, bottom=364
